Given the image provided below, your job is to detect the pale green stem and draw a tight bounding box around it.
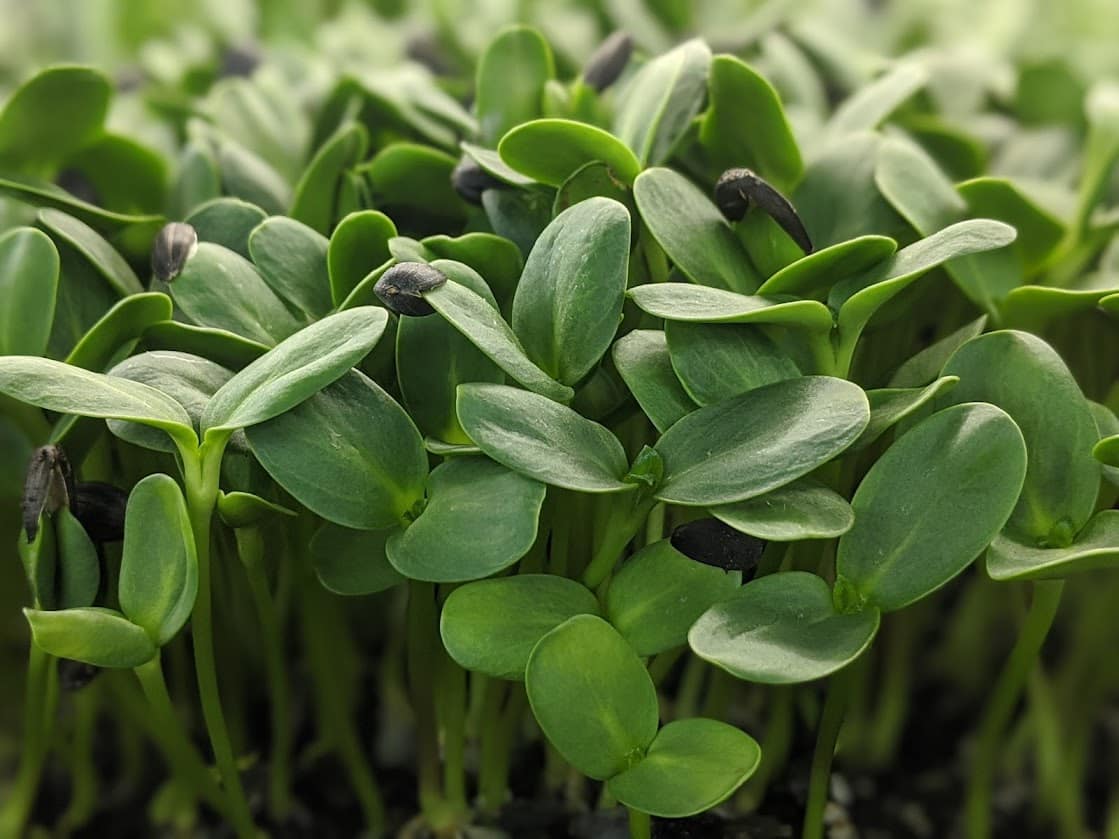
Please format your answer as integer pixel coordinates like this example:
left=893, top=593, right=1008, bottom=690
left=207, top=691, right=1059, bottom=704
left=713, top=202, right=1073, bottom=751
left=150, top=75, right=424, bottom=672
left=803, top=666, right=855, bottom=839
left=180, top=439, right=256, bottom=839
left=965, top=580, right=1064, bottom=839
left=133, top=654, right=232, bottom=819
left=238, top=528, right=293, bottom=820
left=0, top=644, right=55, bottom=836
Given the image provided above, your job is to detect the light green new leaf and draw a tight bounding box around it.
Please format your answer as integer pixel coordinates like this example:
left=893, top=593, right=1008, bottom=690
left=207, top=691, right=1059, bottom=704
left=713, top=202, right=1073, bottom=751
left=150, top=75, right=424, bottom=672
left=476, top=26, right=554, bottom=145
left=201, top=307, right=388, bottom=435
left=441, top=575, right=600, bottom=680
left=711, top=479, right=854, bottom=542
left=608, top=719, right=761, bottom=817
left=613, top=39, right=711, bottom=165
left=512, top=197, right=630, bottom=385
left=119, top=475, right=197, bottom=646
left=457, top=383, right=631, bottom=492
left=987, top=510, right=1119, bottom=581
left=25, top=607, right=156, bottom=669
left=526, top=615, right=659, bottom=780
left=0, top=356, right=194, bottom=445
left=634, top=168, right=760, bottom=294
left=248, top=217, right=333, bottom=319
left=689, top=572, right=880, bottom=684
left=836, top=403, right=1027, bottom=613
left=246, top=370, right=427, bottom=530
left=655, top=376, right=869, bottom=505
left=629, top=284, right=833, bottom=331
left=940, top=331, right=1100, bottom=543
left=700, top=55, right=802, bottom=190
left=498, top=119, right=641, bottom=186
left=612, top=330, right=696, bottom=433
left=425, top=277, right=572, bottom=402
left=310, top=524, right=403, bottom=596
left=0, top=228, right=59, bottom=356
left=606, top=539, right=741, bottom=656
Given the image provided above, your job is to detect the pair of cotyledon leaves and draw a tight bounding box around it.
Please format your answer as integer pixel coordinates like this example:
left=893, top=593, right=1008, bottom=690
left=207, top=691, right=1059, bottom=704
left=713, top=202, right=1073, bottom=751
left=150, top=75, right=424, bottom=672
left=25, top=474, right=197, bottom=669
left=691, top=328, right=1119, bottom=686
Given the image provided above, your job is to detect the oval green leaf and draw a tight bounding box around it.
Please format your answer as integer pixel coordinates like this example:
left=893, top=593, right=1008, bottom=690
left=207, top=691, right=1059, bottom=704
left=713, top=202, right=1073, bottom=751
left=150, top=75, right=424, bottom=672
left=711, top=479, right=854, bottom=542
left=634, top=167, right=760, bottom=294
left=836, top=403, right=1027, bottom=612
left=457, top=383, right=631, bottom=492
left=0, top=227, right=59, bottom=356
left=608, top=718, right=761, bottom=817
left=387, top=458, right=545, bottom=583
left=526, top=614, right=659, bottom=780
left=201, top=306, right=388, bottom=435
left=512, top=197, right=631, bottom=385
left=440, top=575, right=600, bottom=680
left=655, top=376, right=869, bottom=506
left=246, top=369, right=426, bottom=529
left=119, top=474, right=198, bottom=646
left=498, top=119, right=641, bottom=187
left=606, top=539, right=741, bottom=656
left=24, top=607, right=156, bottom=669
left=689, top=571, right=880, bottom=684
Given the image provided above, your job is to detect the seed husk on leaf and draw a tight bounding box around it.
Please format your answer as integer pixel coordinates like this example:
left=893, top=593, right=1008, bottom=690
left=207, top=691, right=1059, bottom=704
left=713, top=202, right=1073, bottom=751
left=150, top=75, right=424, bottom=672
left=670, top=518, right=767, bottom=575
left=22, top=445, right=74, bottom=542
left=151, top=222, right=198, bottom=283
left=583, top=31, right=634, bottom=92
left=714, top=167, right=813, bottom=253
left=374, top=262, right=448, bottom=316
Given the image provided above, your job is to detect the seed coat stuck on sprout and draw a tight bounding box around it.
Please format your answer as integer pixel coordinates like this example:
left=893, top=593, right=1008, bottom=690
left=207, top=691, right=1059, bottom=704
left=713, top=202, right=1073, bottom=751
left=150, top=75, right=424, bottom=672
left=452, top=156, right=503, bottom=205
left=151, top=222, right=199, bottom=283
left=670, top=518, right=766, bottom=576
left=583, top=31, right=634, bottom=92
left=22, top=445, right=74, bottom=542
left=714, top=168, right=813, bottom=253
left=374, top=262, right=448, bottom=316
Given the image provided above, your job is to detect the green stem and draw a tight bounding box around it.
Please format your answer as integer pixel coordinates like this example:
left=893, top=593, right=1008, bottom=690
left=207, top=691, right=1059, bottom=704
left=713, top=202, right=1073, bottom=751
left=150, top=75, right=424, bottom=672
left=628, top=807, right=652, bottom=839
left=133, top=654, right=232, bottom=819
left=238, top=529, right=293, bottom=820
left=302, top=578, right=385, bottom=834
left=965, top=580, right=1065, bottom=839
left=407, top=581, right=446, bottom=820
left=738, top=685, right=793, bottom=810
left=583, top=494, right=655, bottom=590
left=181, top=440, right=256, bottom=839
left=437, top=652, right=469, bottom=816
left=0, top=644, right=54, bottom=836
left=803, top=666, right=854, bottom=839
left=477, top=677, right=510, bottom=817
left=58, top=683, right=99, bottom=834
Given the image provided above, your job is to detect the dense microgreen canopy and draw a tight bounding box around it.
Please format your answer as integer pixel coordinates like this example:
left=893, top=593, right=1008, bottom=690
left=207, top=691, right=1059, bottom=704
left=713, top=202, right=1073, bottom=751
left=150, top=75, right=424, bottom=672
left=0, top=14, right=1116, bottom=839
